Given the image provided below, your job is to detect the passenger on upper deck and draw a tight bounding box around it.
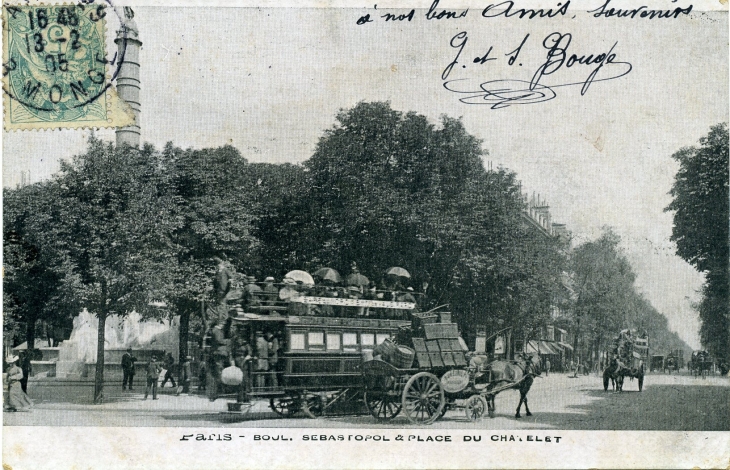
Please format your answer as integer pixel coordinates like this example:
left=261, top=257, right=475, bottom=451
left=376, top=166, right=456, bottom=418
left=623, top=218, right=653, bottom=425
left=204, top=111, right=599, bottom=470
left=258, top=276, right=278, bottom=314
left=242, top=276, right=262, bottom=310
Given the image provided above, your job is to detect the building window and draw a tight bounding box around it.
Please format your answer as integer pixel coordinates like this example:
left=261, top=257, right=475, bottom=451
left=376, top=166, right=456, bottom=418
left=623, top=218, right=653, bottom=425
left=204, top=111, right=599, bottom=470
left=376, top=333, right=390, bottom=345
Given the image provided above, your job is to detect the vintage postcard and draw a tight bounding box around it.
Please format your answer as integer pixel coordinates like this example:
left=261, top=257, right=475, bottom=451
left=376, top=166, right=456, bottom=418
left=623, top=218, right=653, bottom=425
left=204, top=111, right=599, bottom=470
left=2, top=0, right=728, bottom=468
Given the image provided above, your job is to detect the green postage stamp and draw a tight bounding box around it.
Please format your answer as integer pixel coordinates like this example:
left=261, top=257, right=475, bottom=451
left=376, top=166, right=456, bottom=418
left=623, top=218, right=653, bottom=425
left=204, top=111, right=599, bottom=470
left=2, top=3, right=133, bottom=130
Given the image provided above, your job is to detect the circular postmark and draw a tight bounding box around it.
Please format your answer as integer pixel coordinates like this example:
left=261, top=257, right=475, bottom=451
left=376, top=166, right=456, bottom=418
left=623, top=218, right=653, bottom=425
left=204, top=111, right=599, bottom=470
left=2, top=0, right=130, bottom=127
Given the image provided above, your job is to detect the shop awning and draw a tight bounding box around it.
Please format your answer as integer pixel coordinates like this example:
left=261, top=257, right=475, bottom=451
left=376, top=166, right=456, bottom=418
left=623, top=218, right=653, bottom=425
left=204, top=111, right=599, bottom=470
left=558, top=341, right=573, bottom=351
left=526, top=340, right=562, bottom=355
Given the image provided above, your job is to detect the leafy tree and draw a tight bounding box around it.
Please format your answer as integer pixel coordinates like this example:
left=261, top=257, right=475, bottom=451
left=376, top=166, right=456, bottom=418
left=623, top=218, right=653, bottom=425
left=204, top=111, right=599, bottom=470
left=53, top=139, right=181, bottom=402
left=666, top=123, right=729, bottom=362
left=571, top=230, right=636, bottom=361
left=571, top=229, right=694, bottom=364
left=164, top=142, right=261, bottom=360
left=3, top=182, right=78, bottom=350
left=267, top=101, right=566, bottom=345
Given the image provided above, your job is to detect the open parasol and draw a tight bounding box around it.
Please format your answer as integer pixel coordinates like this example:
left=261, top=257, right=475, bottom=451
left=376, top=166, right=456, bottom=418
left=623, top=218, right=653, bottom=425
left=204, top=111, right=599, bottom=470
left=313, top=267, right=342, bottom=284
left=346, top=273, right=370, bottom=287
left=284, top=270, right=315, bottom=286
left=385, top=266, right=411, bottom=279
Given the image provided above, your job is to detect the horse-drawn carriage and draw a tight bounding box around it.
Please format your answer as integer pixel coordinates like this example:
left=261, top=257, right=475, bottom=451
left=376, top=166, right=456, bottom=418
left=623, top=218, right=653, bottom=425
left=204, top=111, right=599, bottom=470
left=360, top=318, right=541, bottom=424
left=603, top=329, right=647, bottom=392
left=689, top=350, right=714, bottom=378
left=209, top=284, right=542, bottom=423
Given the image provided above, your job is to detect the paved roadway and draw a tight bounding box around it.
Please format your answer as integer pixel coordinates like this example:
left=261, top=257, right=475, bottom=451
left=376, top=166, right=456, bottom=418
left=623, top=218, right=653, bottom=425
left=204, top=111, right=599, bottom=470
left=4, top=372, right=728, bottom=430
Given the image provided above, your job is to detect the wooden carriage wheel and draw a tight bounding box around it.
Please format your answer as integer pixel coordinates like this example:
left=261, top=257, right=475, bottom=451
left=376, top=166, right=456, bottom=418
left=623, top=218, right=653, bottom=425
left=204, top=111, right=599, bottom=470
left=269, top=396, right=300, bottom=417
left=364, top=391, right=402, bottom=420
left=401, top=372, right=445, bottom=425
left=464, top=395, right=488, bottom=422
left=302, top=392, right=325, bottom=419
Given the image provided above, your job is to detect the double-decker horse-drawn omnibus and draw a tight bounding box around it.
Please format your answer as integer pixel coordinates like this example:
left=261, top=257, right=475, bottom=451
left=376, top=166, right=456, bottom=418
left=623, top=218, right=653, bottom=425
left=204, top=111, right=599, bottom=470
left=205, top=279, right=542, bottom=423
left=205, top=290, right=415, bottom=417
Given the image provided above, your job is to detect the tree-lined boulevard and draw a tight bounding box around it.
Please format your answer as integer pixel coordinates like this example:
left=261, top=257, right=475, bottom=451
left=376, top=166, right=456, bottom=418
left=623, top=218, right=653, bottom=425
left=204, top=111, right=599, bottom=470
left=3, top=102, right=727, bottom=405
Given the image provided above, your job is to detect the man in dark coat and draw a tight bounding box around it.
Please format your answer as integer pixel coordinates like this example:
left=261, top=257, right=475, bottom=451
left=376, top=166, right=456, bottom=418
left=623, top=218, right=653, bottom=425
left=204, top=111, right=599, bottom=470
left=208, top=322, right=230, bottom=401
left=255, top=331, right=269, bottom=388
left=122, top=348, right=137, bottom=390
left=161, top=352, right=177, bottom=388
left=19, top=351, right=32, bottom=394
left=177, top=356, right=192, bottom=395
left=144, top=356, right=161, bottom=400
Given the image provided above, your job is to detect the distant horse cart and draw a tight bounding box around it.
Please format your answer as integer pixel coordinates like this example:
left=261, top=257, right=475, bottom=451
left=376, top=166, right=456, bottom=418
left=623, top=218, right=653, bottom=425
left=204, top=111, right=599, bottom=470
left=603, top=330, right=648, bottom=392
left=689, top=351, right=714, bottom=378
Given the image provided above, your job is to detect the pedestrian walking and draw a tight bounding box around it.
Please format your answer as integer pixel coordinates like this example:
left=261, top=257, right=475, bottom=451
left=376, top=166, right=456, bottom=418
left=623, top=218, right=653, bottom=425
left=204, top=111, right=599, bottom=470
left=177, top=356, right=192, bottom=395
left=198, top=357, right=207, bottom=392
left=144, top=356, right=161, bottom=400
left=121, top=348, right=137, bottom=390
left=161, top=352, right=177, bottom=388
left=19, top=351, right=32, bottom=394
left=5, top=355, right=33, bottom=412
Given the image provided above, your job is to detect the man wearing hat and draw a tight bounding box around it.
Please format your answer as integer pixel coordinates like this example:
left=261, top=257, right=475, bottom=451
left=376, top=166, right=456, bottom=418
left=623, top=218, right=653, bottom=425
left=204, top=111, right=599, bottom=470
left=122, top=348, right=137, bottom=390
left=345, top=286, right=363, bottom=317
left=255, top=331, right=269, bottom=388
left=177, top=355, right=192, bottom=395
left=144, top=356, right=161, bottom=400
left=242, top=275, right=262, bottom=311
left=261, top=277, right=278, bottom=314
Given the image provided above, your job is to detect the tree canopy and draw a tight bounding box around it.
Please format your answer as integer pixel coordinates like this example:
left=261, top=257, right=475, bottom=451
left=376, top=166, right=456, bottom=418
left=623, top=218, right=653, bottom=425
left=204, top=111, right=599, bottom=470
left=666, top=123, right=729, bottom=362
left=3, top=102, right=697, bottom=397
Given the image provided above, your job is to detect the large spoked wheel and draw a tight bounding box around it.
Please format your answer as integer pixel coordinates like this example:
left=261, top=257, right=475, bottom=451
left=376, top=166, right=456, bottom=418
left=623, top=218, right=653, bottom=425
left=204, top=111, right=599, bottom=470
left=269, top=396, right=300, bottom=417
left=302, top=393, right=325, bottom=419
left=402, top=372, right=445, bottom=425
left=464, top=395, right=488, bottom=422
left=364, top=391, right=402, bottom=421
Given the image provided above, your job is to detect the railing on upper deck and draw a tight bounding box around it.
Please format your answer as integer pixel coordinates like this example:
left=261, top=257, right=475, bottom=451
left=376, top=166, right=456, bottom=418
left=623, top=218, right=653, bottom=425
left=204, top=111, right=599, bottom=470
left=229, top=283, right=420, bottom=320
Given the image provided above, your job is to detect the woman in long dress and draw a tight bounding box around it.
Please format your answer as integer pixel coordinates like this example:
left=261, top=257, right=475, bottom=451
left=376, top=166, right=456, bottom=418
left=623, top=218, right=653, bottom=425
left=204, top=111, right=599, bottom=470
left=5, top=355, right=33, bottom=412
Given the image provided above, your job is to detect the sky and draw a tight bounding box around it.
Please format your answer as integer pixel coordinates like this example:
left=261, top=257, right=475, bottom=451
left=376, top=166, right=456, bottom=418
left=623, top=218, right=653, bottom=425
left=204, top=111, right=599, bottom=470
left=3, top=5, right=727, bottom=349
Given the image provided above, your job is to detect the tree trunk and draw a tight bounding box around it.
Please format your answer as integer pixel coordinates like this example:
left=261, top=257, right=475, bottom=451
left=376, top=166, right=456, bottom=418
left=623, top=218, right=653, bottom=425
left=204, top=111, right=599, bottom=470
left=94, top=313, right=106, bottom=404
left=25, top=311, right=38, bottom=350
left=572, top=317, right=581, bottom=360
left=179, top=307, right=190, bottom=363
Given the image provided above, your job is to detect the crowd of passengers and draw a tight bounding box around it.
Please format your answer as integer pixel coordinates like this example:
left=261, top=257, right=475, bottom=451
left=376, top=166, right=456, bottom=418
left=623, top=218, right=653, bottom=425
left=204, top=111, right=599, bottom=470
left=224, top=264, right=421, bottom=319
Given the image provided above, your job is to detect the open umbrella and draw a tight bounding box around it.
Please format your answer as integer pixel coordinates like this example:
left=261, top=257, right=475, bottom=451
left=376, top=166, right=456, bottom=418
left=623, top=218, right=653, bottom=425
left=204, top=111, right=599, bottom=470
left=285, top=270, right=315, bottom=286
left=385, top=266, right=411, bottom=279
left=313, top=267, right=342, bottom=284
left=346, top=273, right=370, bottom=287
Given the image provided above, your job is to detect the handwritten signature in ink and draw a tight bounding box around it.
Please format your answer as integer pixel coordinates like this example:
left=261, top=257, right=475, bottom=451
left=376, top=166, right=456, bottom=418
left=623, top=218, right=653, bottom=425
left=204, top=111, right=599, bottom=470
left=443, top=32, right=633, bottom=109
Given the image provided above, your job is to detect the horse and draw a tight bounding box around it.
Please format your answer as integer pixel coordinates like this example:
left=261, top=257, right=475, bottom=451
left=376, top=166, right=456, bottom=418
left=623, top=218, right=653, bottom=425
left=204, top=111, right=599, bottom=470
left=475, top=354, right=541, bottom=419
left=603, top=358, right=644, bottom=392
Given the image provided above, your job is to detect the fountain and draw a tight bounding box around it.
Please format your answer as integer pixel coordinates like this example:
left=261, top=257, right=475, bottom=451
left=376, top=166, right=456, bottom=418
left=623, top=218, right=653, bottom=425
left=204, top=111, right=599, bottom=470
left=51, top=309, right=179, bottom=379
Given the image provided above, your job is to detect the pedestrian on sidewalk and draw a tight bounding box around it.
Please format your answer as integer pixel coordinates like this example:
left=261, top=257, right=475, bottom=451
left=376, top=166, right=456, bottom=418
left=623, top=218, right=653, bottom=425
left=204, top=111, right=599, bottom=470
left=144, top=356, right=161, bottom=400
left=5, top=355, right=33, bottom=412
left=161, top=352, right=177, bottom=388
left=19, top=350, right=32, bottom=394
left=177, top=356, right=192, bottom=395
left=122, top=348, right=137, bottom=390
left=545, top=358, right=551, bottom=377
